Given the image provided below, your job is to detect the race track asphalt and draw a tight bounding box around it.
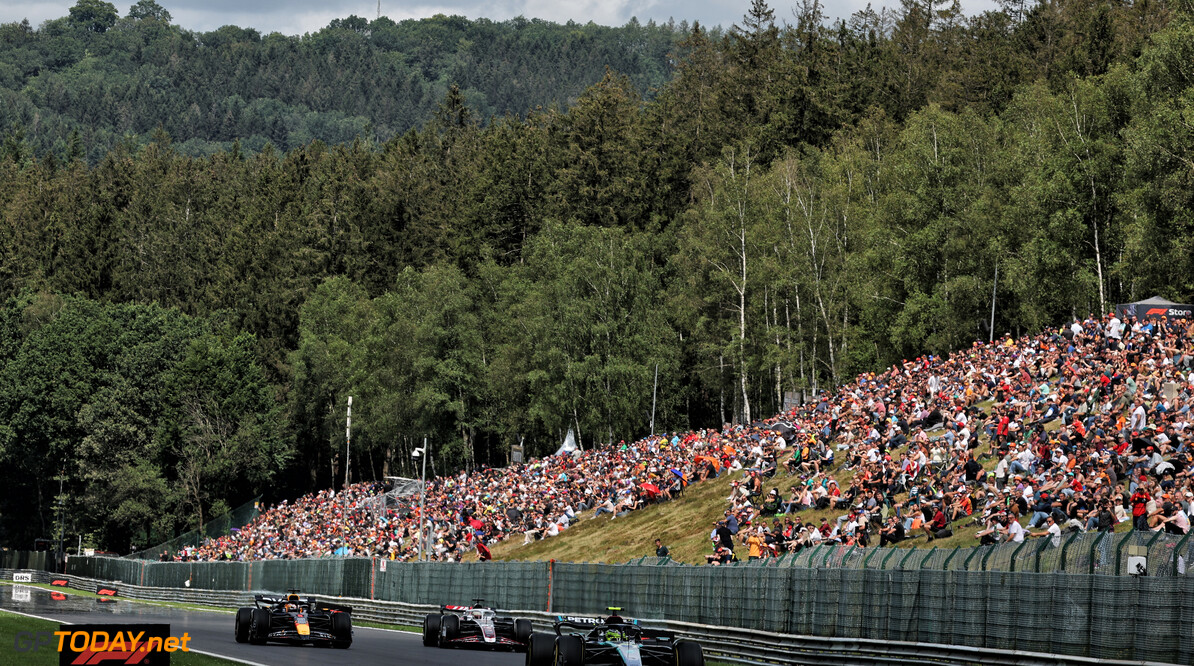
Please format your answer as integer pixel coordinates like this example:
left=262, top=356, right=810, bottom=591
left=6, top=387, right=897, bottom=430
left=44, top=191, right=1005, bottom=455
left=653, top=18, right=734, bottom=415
left=0, top=583, right=527, bottom=666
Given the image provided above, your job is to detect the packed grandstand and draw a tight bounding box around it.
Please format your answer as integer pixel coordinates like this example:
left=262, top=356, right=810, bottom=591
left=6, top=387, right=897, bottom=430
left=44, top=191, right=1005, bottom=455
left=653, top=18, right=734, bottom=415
left=175, top=312, right=1194, bottom=563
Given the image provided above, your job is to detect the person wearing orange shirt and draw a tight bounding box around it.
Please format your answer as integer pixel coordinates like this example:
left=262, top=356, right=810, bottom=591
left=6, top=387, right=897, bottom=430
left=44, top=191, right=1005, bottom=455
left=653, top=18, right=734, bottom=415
left=744, top=527, right=765, bottom=560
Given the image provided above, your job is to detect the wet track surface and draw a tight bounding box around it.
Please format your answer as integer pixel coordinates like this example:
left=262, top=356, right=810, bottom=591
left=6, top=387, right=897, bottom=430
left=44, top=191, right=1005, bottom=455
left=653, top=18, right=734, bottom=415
left=0, top=583, right=527, bottom=666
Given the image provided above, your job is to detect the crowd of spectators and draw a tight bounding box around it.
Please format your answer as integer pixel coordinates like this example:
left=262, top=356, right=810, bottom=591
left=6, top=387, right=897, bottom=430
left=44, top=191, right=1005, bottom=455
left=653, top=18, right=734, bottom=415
left=703, top=312, right=1194, bottom=562
left=179, top=312, right=1194, bottom=564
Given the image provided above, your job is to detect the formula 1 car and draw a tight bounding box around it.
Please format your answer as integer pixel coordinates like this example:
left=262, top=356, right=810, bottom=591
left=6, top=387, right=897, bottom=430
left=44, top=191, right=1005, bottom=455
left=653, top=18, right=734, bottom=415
left=525, top=609, right=703, bottom=666
left=423, top=599, right=533, bottom=651
left=234, top=589, right=352, bottom=649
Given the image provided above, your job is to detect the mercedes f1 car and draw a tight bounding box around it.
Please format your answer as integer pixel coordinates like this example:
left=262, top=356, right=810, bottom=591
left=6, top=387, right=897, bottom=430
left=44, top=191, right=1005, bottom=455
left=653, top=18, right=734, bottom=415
left=525, top=609, right=703, bottom=666
left=422, top=599, right=533, bottom=651
left=234, top=590, right=352, bottom=649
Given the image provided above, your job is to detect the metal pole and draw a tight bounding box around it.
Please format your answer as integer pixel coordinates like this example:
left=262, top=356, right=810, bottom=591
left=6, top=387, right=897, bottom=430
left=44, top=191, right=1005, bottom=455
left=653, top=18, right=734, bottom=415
left=420, top=436, right=428, bottom=561
left=345, top=396, right=352, bottom=489
left=989, top=261, right=998, bottom=343
left=650, top=363, right=659, bottom=436
left=57, top=468, right=65, bottom=573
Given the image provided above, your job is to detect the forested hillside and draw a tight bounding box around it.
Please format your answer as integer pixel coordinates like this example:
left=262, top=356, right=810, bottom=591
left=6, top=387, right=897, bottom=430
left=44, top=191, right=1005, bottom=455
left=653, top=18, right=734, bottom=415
left=1, top=0, right=1191, bottom=552
left=0, top=1, right=684, bottom=159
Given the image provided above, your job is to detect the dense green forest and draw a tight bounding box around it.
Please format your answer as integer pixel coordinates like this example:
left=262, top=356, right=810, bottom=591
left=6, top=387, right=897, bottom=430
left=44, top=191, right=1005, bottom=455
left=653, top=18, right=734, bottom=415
left=1, top=0, right=1192, bottom=551
left=0, top=1, right=685, bottom=160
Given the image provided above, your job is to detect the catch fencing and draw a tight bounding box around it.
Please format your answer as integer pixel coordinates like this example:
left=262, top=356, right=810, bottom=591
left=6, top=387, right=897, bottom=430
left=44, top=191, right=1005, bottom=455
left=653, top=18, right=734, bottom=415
left=125, top=496, right=261, bottom=561
left=67, top=554, right=1194, bottom=664
left=751, top=529, right=1194, bottom=576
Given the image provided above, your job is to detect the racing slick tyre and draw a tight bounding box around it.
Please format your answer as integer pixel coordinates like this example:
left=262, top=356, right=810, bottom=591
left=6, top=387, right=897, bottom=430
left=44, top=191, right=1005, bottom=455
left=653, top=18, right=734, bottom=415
left=331, top=611, right=352, bottom=649
left=674, top=640, right=704, bottom=666
left=440, top=613, right=460, bottom=646
left=423, top=614, right=442, bottom=647
left=514, top=618, right=533, bottom=645
left=248, top=608, right=271, bottom=645
left=234, top=608, right=252, bottom=644
left=554, top=634, right=584, bottom=666
left=525, top=633, right=555, bottom=666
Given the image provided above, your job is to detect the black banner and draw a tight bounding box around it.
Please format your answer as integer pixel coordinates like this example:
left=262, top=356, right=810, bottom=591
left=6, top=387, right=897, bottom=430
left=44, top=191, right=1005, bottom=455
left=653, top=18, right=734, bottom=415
left=95, top=585, right=118, bottom=597
left=51, top=579, right=69, bottom=587
left=58, top=624, right=173, bottom=666
left=1116, top=303, right=1194, bottom=321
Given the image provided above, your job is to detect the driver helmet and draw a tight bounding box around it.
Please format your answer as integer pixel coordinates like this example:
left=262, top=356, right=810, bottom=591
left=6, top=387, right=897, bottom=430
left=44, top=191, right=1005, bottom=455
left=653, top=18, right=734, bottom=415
left=604, top=628, right=624, bottom=642
left=285, top=603, right=297, bottom=612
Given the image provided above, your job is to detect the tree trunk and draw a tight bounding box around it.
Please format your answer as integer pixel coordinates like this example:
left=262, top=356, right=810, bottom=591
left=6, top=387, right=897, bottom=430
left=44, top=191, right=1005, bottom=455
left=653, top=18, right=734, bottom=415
left=738, top=221, right=751, bottom=424
left=719, top=354, right=726, bottom=425
left=573, top=406, right=583, bottom=451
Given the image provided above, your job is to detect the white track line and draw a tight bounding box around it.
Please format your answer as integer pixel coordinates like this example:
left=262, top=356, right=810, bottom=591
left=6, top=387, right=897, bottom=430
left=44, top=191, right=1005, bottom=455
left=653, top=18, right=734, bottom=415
left=0, top=607, right=270, bottom=666
left=0, top=607, right=72, bottom=623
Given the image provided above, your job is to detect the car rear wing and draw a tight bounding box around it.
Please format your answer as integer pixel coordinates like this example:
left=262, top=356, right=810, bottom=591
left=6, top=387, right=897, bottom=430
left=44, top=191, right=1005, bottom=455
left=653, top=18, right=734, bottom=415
left=254, top=594, right=316, bottom=607
left=553, top=619, right=602, bottom=636
left=554, top=620, right=639, bottom=630
left=553, top=614, right=650, bottom=637
left=315, top=600, right=352, bottom=614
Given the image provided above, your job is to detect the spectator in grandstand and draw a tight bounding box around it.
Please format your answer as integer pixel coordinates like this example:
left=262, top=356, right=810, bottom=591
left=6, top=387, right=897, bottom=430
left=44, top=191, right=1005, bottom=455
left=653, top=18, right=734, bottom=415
left=879, top=515, right=905, bottom=546
left=922, top=503, right=951, bottom=541
left=1029, top=514, right=1062, bottom=547
left=654, top=539, right=670, bottom=557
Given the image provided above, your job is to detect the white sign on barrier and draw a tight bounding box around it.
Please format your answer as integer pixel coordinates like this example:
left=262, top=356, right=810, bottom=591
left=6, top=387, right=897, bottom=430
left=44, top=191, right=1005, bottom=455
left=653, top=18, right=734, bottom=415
left=12, top=585, right=31, bottom=602
left=12, top=572, right=32, bottom=583
left=379, top=559, right=387, bottom=572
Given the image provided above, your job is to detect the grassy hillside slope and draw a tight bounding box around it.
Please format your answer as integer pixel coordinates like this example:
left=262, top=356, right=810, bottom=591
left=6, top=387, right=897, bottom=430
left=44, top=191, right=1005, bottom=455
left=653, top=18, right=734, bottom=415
left=490, top=412, right=1132, bottom=564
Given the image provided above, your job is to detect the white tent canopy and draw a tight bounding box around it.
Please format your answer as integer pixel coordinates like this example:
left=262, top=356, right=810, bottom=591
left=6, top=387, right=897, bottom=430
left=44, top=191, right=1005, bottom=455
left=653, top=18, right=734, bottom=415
left=554, top=428, right=581, bottom=457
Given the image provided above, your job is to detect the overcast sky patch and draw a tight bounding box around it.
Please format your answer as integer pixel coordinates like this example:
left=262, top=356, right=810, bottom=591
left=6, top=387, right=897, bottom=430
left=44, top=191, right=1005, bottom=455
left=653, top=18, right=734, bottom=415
left=4, top=0, right=1001, bottom=35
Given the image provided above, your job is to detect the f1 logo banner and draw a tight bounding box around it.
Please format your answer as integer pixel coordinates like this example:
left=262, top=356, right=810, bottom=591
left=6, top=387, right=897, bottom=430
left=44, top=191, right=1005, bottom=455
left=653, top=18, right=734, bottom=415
left=57, top=624, right=174, bottom=666
left=96, top=586, right=118, bottom=598
left=52, top=579, right=70, bottom=587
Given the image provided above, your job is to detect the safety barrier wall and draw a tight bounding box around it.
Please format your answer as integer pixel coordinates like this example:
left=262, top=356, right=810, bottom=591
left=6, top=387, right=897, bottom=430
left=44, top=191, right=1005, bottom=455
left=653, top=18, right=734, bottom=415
left=7, top=568, right=1178, bottom=666
left=65, top=555, right=1194, bottom=664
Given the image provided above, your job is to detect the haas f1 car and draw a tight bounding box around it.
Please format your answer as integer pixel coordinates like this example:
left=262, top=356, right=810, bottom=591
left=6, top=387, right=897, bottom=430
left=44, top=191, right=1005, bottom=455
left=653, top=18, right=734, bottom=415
left=234, top=590, right=352, bottom=649
left=526, top=609, right=704, bottom=666
left=423, top=599, right=533, bottom=651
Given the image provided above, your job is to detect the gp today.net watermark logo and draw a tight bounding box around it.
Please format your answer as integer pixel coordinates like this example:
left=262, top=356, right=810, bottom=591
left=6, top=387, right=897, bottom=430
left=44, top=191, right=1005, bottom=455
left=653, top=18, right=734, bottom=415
left=12, top=624, right=186, bottom=665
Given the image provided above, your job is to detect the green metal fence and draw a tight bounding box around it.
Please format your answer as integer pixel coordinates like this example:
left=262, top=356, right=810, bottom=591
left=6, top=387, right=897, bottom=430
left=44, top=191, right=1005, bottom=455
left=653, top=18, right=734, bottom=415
left=66, top=553, right=1194, bottom=664
left=125, top=496, right=261, bottom=560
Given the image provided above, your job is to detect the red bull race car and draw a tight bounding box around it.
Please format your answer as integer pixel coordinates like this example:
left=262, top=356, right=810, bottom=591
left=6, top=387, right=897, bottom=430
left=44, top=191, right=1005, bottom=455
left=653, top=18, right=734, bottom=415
left=423, top=599, right=533, bottom=651
left=234, top=590, right=352, bottom=649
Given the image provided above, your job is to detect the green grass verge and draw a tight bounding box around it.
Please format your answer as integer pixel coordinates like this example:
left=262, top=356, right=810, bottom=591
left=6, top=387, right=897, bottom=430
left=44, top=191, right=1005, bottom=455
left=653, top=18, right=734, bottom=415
left=353, top=619, right=421, bottom=633
left=0, top=608, right=238, bottom=666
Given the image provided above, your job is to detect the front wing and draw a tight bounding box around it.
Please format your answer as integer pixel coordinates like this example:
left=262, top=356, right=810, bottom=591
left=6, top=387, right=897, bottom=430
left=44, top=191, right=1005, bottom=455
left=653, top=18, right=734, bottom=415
left=579, top=641, right=678, bottom=666
left=262, top=611, right=340, bottom=645
left=442, top=623, right=526, bottom=650
left=260, top=627, right=338, bottom=644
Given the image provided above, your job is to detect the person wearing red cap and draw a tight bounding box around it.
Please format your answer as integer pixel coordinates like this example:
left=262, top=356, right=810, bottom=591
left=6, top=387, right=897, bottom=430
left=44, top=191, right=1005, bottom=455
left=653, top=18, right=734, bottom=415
left=1130, top=485, right=1151, bottom=530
